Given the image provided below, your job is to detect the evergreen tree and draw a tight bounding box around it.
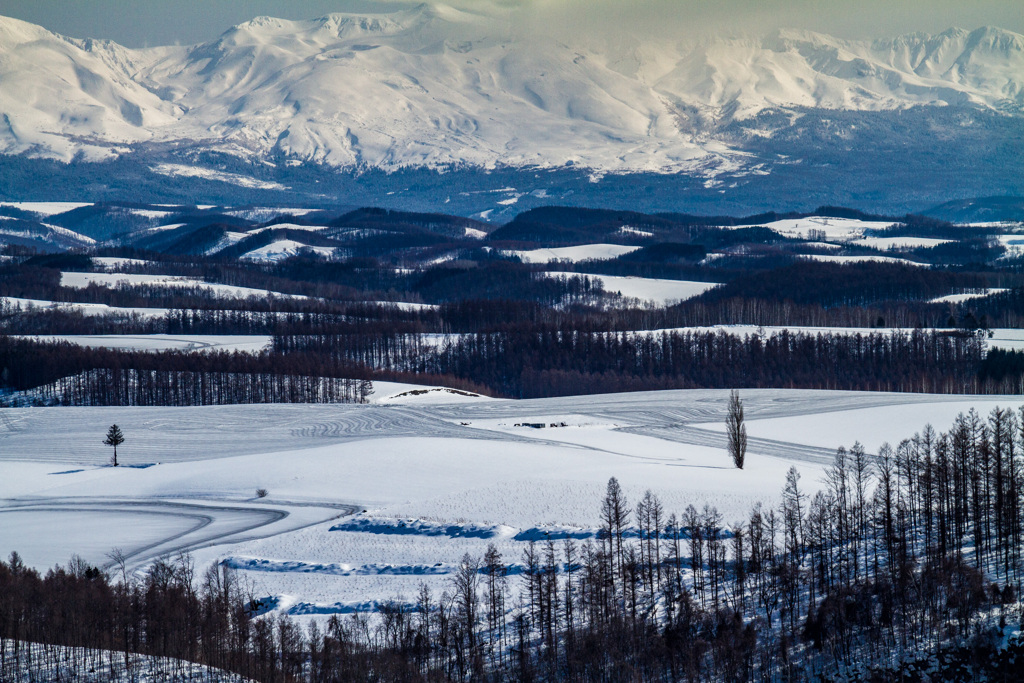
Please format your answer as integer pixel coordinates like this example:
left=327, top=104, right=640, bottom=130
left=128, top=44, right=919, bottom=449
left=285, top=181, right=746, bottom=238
left=104, top=424, right=125, bottom=466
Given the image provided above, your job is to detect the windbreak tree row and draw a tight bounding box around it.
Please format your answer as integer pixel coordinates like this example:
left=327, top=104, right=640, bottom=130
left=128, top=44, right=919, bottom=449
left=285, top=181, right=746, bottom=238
left=281, top=328, right=994, bottom=398
left=0, top=337, right=372, bottom=406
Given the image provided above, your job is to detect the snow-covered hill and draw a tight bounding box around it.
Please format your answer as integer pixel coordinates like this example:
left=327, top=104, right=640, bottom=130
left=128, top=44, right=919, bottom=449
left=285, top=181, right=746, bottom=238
left=0, top=6, right=1022, bottom=172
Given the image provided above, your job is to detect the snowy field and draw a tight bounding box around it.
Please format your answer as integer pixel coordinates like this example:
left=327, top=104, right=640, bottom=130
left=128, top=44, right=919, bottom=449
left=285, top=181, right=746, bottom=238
left=855, top=236, right=951, bottom=250
left=752, top=216, right=895, bottom=241
left=240, top=239, right=337, bottom=263
left=632, top=324, right=1024, bottom=352
left=59, top=272, right=307, bottom=300
left=508, top=244, right=640, bottom=264
left=543, top=272, right=719, bottom=305
left=91, top=257, right=152, bottom=270
left=13, top=334, right=273, bottom=354
left=2, top=387, right=1021, bottom=616
left=929, top=288, right=1008, bottom=304
left=996, top=234, right=1024, bottom=256
left=0, top=201, right=92, bottom=216
left=2, top=296, right=171, bottom=319
left=799, top=253, right=925, bottom=266
left=9, top=325, right=1022, bottom=357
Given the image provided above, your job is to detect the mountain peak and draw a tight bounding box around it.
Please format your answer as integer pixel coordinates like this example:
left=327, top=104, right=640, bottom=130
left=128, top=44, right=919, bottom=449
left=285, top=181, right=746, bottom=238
left=963, top=24, right=1024, bottom=51
left=0, top=14, right=56, bottom=46
left=0, top=15, right=1021, bottom=170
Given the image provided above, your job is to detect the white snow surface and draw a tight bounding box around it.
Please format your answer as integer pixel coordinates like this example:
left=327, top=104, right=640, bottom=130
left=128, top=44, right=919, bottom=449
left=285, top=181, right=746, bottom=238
left=544, top=272, right=719, bottom=305
left=929, top=289, right=1008, bottom=304
left=799, top=254, right=926, bottom=266
left=0, top=201, right=91, bottom=216
left=244, top=223, right=331, bottom=235
left=509, top=244, right=640, bottom=264
left=15, top=334, right=273, bottom=354
left=2, top=296, right=170, bottom=319
left=91, top=257, right=152, bottom=270
left=995, top=234, right=1024, bottom=256
left=0, top=219, right=96, bottom=248
left=240, top=239, right=336, bottom=262
left=365, top=300, right=438, bottom=311
left=0, top=11, right=1021, bottom=170
left=631, top=324, right=1024, bottom=353
left=856, top=236, right=952, bottom=250
left=752, top=216, right=895, bottom=240
left=59, top=271, right=307, bottom=300
left=151, top=164, right=288, bottom=191
left=0, top=640, right=253, bottom=682
left=4, top=388, right=1016, bottom=615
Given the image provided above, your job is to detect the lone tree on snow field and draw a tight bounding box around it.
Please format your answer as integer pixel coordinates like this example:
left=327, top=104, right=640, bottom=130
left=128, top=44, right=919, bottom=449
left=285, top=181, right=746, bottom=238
left=726, top=390, right=747, bottom=469
left=104, top=424, right=125, bottom=467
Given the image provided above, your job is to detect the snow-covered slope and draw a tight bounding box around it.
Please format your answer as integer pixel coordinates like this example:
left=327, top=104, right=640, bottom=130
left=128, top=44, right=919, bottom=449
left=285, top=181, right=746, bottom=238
left=0, top=7, right=1021, bottom=171
left=0, top=217, right=95, bottom=250
left=240, top=239, right=336, bottom=262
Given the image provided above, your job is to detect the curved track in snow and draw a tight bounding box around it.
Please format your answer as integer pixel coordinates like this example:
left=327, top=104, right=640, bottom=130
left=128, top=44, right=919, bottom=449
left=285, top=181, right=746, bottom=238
left=0, top=498, right=359, bottom=573
left=1, top=388, right=1016, bottom=579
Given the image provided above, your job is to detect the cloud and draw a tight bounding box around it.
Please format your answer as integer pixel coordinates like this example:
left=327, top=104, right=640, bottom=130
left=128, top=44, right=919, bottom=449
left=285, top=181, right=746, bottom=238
left=400, top=0, right=1022, bottom=42
left=3, top=0, right=1021, bottom=48
left=464, top=0, right=1024, bottom=40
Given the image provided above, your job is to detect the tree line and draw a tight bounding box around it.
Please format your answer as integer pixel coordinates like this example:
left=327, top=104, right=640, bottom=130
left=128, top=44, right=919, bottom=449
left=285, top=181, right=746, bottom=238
left=6, top=325, right=1023, bottom=403
left=279, top=327, right=995, bottom=398
left=5, top=406, right=1024, bottom=681
left=0, top=337, right=371, bottom=406
left=5, top=254, right=1022, bottom=338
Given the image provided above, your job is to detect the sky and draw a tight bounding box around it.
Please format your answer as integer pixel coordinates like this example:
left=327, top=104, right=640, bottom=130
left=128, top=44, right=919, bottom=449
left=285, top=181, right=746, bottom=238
left=2, top=0, right=1021, bottom=47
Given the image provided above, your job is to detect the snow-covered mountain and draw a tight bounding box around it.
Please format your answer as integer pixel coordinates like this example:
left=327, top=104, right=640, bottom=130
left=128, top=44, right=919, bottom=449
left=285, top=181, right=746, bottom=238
left=0, top=4, right=1022, bottom=173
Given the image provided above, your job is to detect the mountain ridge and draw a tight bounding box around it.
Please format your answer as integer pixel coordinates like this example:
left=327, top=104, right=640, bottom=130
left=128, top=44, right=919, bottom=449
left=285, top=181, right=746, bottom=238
left=0, top=8, right=1021, bottom=175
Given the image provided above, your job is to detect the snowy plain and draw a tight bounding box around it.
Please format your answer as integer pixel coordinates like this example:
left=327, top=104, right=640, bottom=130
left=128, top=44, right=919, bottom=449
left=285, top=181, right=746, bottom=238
left=928, top=288, right=1008, bottom=304
left=59, top=272, right=307, bottom=300
left=10, top=325, right=1024, bottom=359
left=2, top=387, right=1021, bottom=617
left=629, top=324, right=1024, bottom=353
left=508, top=244, right=640, bottom=264
left=13, top=334, right=273, bottom=354
left=240, top=239, right=337, bottom=263
left=2, top=296, right=171, bottom=319
left=543, top=272, right=720, bottom=305
left=752, top=216, right=895, bottom=240
left=0, top=201, right=92, bottom=216
left=799, top=254, right=926, bottom=266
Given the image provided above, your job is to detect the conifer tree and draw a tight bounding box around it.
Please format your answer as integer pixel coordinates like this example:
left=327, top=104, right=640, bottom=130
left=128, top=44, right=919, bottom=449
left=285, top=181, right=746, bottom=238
left=104, top=424, right=125, bottom=466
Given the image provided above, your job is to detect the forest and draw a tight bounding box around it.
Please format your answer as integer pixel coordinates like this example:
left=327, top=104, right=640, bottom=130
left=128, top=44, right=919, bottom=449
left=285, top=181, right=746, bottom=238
left=5, top=238, right=1024, bottom=403
left=4, top=325, right=1018, bottom=405
left=4, top=406, right=1024, bottom=681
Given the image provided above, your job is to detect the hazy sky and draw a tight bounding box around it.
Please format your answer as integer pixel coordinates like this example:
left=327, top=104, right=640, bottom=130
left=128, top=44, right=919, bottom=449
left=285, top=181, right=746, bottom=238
left=3, top=0, right=1021, bottom=47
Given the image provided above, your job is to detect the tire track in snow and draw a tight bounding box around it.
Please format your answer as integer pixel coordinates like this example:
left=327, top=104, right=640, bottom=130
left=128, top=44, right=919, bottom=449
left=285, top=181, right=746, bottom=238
left=0, top=498, right=360, bottom=573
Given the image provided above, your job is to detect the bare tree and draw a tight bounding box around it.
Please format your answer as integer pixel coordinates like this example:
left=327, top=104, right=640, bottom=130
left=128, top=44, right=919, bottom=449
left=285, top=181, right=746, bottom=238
left=104, top=424, right=125, bottom=467
left=452, top=553, right=482, bottom=675
left=726, top=390, right=747, bottom=469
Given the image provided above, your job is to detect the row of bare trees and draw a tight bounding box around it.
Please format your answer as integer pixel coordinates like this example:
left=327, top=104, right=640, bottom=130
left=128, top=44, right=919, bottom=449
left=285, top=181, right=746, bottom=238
left=7, top=368, right=372, bottom=407
left=0, top=336, right=373, bottom=406
left=281, top=327, right=993, bottom=398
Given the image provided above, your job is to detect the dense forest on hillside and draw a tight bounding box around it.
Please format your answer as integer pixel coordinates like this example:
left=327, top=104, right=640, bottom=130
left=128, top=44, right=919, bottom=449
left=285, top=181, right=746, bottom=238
left=3, top=204, right=1024, bottom=402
